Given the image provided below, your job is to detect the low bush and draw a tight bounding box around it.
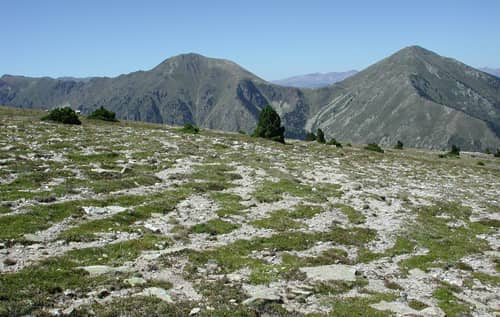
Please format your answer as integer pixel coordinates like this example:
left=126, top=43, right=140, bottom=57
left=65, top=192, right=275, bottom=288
left=42, top=107, right=81, bottom=125
left=180, top=123, right=200, bottom=134
left=88, top=106, right=118, bottom=122
left=364, top=143, right=384, bottom=153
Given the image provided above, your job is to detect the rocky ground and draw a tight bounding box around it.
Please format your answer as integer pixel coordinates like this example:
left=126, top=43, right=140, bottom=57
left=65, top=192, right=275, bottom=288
left=0, top=106, right=498, bottom=317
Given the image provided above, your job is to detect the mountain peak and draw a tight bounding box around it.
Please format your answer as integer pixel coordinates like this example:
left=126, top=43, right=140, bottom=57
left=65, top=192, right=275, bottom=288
left=390, top=45, right=437, bottom=60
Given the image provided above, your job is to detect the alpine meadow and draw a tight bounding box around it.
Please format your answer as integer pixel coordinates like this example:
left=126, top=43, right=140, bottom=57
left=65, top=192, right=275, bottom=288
left=0, top=1, right=499, bottom=316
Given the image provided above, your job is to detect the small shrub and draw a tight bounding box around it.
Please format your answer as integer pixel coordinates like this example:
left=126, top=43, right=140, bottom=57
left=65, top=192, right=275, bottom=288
left=394, top=140, right=404, bottom=150
left=305, top=132, right=316, bottom=141
left=364, top=143, right=384, bottom=153
left=238, top=130, right=246, bottom=135
left=449, top=144, right=460, bottom=156
left=327, top=138, right=343, bottom=148
left=88, top=106, right=118, bottom=122
left=252, top=105, right=285, bottom=143
left=346, top=142, right=352, bottom=147
left=42, top=107, right=81, bottom=125
left=477, top=161, right=485, bottom=166
left=494, top=149, right=500, bottom=158
left=316, top=128, right=326, bottom=143
left=180, top=123, right=200, bottom=134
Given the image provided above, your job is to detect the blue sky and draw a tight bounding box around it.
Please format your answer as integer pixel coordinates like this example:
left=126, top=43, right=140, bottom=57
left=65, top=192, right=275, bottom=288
left=2, top=0, right=499, bottom=80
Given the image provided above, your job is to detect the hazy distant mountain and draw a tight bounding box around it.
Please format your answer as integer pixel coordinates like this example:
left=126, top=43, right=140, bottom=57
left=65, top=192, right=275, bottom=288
left=1, top=47, right=499, bottom=151
left=272, top=71, right=358, bottom=88
left=480, top=67, right=500, bottom=78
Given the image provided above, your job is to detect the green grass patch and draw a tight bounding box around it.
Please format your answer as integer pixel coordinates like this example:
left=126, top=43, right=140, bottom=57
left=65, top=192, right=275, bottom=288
left=58, top=189, right=191, bottom=242
left=288, top=204, right=323, bottom=219
left=0, top=234, right=165, bottom=315
left=210, top=192, right=246, bottom=217
left=0, top=201, right=84, bottom=240
left=191, top=219, right=240, bottom=235
left=251, top=209, right=305, bottom=231
left=433, top=284, right=471, bottom=316
left=253, top=179, right=341, bottom=203
left=400, top=202, right=492, bottom=272
left=332, top=203, right=365, bottom=224
left=282, top=248, right=350, bottom=266
left=188, top=226, right=375, bottom=275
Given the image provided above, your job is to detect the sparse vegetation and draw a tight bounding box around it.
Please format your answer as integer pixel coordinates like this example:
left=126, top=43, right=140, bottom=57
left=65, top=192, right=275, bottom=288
left=0, top=106, right=498, bottom=316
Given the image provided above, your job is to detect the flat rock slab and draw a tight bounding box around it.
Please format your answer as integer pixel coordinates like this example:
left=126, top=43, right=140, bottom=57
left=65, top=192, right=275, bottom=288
left=135, top=287, right=173, bottom=303
left=371, top=301, right=445, bottom=317
left=141, top=246, right=189, bottom=260
left=242, top=284, right=282, bottom=305
left=78, top=265, right=130, bottom=276
left=299, top=264, right=356, bottom=282
left=23, top=233, right=45, bottom=242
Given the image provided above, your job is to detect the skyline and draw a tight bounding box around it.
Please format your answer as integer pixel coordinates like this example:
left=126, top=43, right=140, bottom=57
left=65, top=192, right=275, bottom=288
left=1, top=0, right=499, bottom=80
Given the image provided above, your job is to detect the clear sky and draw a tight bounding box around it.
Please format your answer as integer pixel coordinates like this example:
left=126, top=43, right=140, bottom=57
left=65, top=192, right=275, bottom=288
left=2, top=0, right=499, bottom=80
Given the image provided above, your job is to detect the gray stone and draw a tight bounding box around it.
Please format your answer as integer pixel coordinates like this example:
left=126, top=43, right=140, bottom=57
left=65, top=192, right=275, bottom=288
left=189, top=307, right=201, bottom=315
left=125, top=277, right=147, bottom=286
left=83, top=206, right=126, bottom=216
left=136, top=287, right=173, bottom=303
left=23, top=233, right=45, bottom=242
left=371, top=301, right=445, bottom=317
left=242, top=285, right=282, bottom=305
left=299, top=264, right=356, bottom=282
left=78, top=265, right=130, bottom=276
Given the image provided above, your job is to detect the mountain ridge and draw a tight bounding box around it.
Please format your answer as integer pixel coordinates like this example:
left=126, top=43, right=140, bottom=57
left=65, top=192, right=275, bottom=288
left=1, top=46, right=499, bottom=151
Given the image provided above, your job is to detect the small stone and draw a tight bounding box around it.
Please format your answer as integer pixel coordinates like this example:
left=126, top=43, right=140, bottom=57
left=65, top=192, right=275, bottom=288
left=189, top=307, right=201, bottom=315
left=3, top=257, right=17, bottom=266
left=120, top=166, right=132, bottom=174
left=135, top=287, right=173, bottom=303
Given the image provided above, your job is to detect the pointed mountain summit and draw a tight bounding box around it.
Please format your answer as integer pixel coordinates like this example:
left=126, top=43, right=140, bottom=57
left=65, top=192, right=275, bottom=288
left=308, top=46, right=500, bottom=150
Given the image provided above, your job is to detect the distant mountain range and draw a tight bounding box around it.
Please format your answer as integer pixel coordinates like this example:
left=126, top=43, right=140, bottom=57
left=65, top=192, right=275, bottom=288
left=1, top=46, right=499, bottom=151
left=480, top=67, right=500, bottom=78
left=272, top=71, right=358, bottom=88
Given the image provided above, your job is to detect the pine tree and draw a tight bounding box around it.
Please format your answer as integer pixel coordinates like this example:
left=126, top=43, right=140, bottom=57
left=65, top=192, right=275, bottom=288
left=316, top=128, right=326, bottom=143
left=252, top=105, right=285, bottom=143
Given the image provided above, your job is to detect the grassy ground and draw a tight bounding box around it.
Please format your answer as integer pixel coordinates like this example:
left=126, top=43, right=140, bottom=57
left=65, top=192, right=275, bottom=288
left=0, top=106, right=498, bottom=316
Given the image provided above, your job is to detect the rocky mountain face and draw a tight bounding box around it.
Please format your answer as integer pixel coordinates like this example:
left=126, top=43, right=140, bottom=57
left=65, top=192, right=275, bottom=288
left=0, top=54, right=314, bottom=138
left=307, top=46, right=500, bottom=151
left=272, top=70, right=358, bottom=88
left=1, top=47, right=499, bottom=151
